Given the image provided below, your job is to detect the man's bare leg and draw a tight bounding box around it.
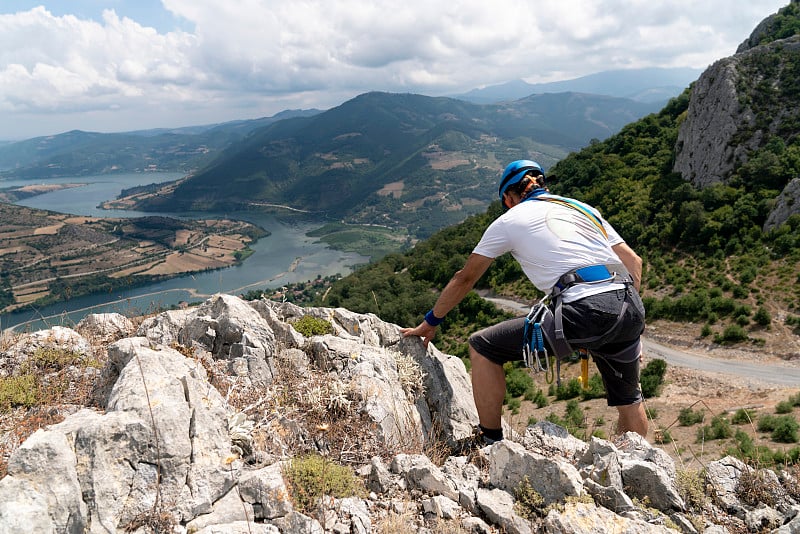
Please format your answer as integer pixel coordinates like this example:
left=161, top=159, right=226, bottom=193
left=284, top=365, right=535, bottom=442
left=469, top=346, right=506, bottom=430
left=616, top=402, right=648, bottom=437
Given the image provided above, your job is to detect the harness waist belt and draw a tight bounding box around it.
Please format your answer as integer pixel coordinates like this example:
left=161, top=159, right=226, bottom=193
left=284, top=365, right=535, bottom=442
left=555, top=263, right=628, bottom=291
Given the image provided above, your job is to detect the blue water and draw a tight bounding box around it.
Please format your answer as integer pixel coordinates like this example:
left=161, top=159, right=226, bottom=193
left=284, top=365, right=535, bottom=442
left=1, top=173, right=369, bottom=331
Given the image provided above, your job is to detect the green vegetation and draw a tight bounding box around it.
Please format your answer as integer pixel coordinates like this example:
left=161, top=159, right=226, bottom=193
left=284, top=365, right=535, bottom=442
left=697, top=415, right=733, bottom=442
left=283, top=454, right=365, bottom=515
left=514, top=476, right=545, bottom=520
left=307, top=222, right=411, bottom=260
left=758, top=414, right=800, bottom=443
left=727, top=428, right=800, bottom=468
left=748, top=2, right=800, bottom=49
left=676, top=469, right=709, bottom=511
left=732, top=408, right=756, bottom=425
left=0, top=374, right=36, bottom=410
left=0, top=347, right=100, bottom=412
left=640, top=358, right=667, bottom=398
left=678, top=407, right=706, bottom=427
left=292, top=315, right=334, bottom=337
left=232, top=247, right=254, bottom=262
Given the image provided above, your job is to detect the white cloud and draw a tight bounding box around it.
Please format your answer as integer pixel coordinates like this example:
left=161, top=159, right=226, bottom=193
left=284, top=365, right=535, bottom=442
left=0, top=0, right=790, bottom=139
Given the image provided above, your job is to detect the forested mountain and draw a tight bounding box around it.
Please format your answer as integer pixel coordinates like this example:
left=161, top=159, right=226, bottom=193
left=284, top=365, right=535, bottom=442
left=309, top=3, right=800, bottom=358
left=130, top=91, right=660, bottom=237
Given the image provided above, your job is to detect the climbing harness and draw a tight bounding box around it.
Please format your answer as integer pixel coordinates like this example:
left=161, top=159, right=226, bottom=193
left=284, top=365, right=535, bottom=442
left=522, top=263, right=632, bottom=386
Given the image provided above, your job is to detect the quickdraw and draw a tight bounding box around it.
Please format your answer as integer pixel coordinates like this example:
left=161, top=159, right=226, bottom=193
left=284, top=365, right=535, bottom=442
left=522, top=296, right=556, bottom=384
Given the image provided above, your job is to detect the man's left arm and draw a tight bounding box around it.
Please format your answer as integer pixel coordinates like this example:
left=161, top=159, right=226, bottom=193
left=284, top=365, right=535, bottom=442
left=612, top=242, right=642, bottom=291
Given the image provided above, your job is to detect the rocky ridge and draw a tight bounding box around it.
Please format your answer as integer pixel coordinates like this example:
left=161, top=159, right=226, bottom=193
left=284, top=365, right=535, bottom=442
left=0, top=294, right=798, bottom=533
left=673, top=25, right=800, bottom=229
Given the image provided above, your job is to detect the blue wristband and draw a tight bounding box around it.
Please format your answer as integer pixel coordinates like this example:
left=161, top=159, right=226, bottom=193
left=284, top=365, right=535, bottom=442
left=424, top=309, right=444, bottom=327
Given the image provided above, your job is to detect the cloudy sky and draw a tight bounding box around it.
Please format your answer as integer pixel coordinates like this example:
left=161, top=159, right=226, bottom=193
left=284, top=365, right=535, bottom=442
left=0, top=1, right=789, bottom=141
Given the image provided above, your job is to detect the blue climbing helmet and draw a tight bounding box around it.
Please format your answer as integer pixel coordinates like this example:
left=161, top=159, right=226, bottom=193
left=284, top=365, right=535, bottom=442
left=498, top=160, right=545, bottom=204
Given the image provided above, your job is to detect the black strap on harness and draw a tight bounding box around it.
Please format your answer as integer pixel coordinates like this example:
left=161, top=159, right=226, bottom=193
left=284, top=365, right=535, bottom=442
left=523, top=263, right=634, bottom=385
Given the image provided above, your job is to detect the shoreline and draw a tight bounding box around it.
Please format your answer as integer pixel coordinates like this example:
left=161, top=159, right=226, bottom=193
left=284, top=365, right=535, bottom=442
left=1, top=254, right=314, bottom=333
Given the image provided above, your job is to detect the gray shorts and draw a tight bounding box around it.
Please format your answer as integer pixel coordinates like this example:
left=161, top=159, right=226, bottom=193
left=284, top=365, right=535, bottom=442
left=468, top=288, right=645, bottom=406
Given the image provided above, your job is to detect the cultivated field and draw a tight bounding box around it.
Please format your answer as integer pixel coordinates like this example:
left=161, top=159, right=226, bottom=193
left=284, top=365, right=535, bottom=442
left=0, top=203, right=265, bottom=313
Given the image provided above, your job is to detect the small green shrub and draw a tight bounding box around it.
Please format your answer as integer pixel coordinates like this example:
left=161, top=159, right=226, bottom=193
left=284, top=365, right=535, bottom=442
left=714, top=324, right=748, bottom=344
left=676, top=469, right=708, bottom=511
left=292, top=315, right=334, bottom=337
left=535, top=390, right=550, bottom=408
left=0, top=347, right=100, bottom=412
left=655, top=428, right=673, bottom=444
left=283, top=454, right=364, bottom=514
left=758, top=414, right=782, bottom=432
left=640, top=358, right=667, bottom=397
left=514, top=476, right=545, bottom=520
left=31, top=347, right=87, bottom=370
left=729, top=429, right=755, bottom=456
left=0, top=374, right=37, bottom=410
left=754, top=306, right=771, bottom=326
left=505, top=365, right=534, bottom=397
left=776, top=401, right=795, bottom=414
left=580, top=373, right=606, bottom=401
left=564, top=399, right=585, bottom=429
left=555, top=378, right=582, bottom=400
left=732, top=408, right=755, bottom=425
left=771, top=417, right=799, bottom=443
left=545, top=412, right=565, bottom=427
left=697, top=415, right=732, bottom=442
left=678, top=407, right=705, bottom=426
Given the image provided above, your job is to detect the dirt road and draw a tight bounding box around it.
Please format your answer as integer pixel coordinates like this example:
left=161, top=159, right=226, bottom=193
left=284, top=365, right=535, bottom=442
left=642, top=338, right=800, bottom=387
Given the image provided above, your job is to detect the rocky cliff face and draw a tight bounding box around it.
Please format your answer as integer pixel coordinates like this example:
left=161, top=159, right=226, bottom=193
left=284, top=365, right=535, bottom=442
left=0, top=294, right=799, bottom=533
left=673, top=4, right=800, bottom=229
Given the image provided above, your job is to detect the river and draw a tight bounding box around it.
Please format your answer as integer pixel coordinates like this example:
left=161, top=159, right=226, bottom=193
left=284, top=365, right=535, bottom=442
left=0, top=173, right=369, bottom=331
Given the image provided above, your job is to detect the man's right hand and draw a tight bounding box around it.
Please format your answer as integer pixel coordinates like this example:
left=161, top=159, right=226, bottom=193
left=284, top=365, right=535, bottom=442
left=400, top=322, right=437, bottom=348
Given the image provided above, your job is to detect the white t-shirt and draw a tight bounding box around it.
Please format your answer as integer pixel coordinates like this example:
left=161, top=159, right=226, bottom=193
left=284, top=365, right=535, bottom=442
left=472, top=195, right=626, bottom=302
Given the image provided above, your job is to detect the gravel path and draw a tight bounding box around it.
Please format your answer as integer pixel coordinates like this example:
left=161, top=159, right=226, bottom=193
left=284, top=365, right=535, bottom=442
left=642, top=338, right=800, bottom=387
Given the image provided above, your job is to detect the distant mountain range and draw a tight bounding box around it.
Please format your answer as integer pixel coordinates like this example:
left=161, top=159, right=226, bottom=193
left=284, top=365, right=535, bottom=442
left=453, top=67, right=703, bottom=104
left=0, top=67, right=694, bottom=179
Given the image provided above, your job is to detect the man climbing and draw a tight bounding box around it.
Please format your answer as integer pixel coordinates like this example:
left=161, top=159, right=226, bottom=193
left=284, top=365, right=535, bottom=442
left=401, top=159, right=648, bottom=445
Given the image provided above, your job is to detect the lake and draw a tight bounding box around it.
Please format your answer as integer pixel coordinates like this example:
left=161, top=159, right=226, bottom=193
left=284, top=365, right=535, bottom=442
left=0, top=173, right=369, bottom=331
